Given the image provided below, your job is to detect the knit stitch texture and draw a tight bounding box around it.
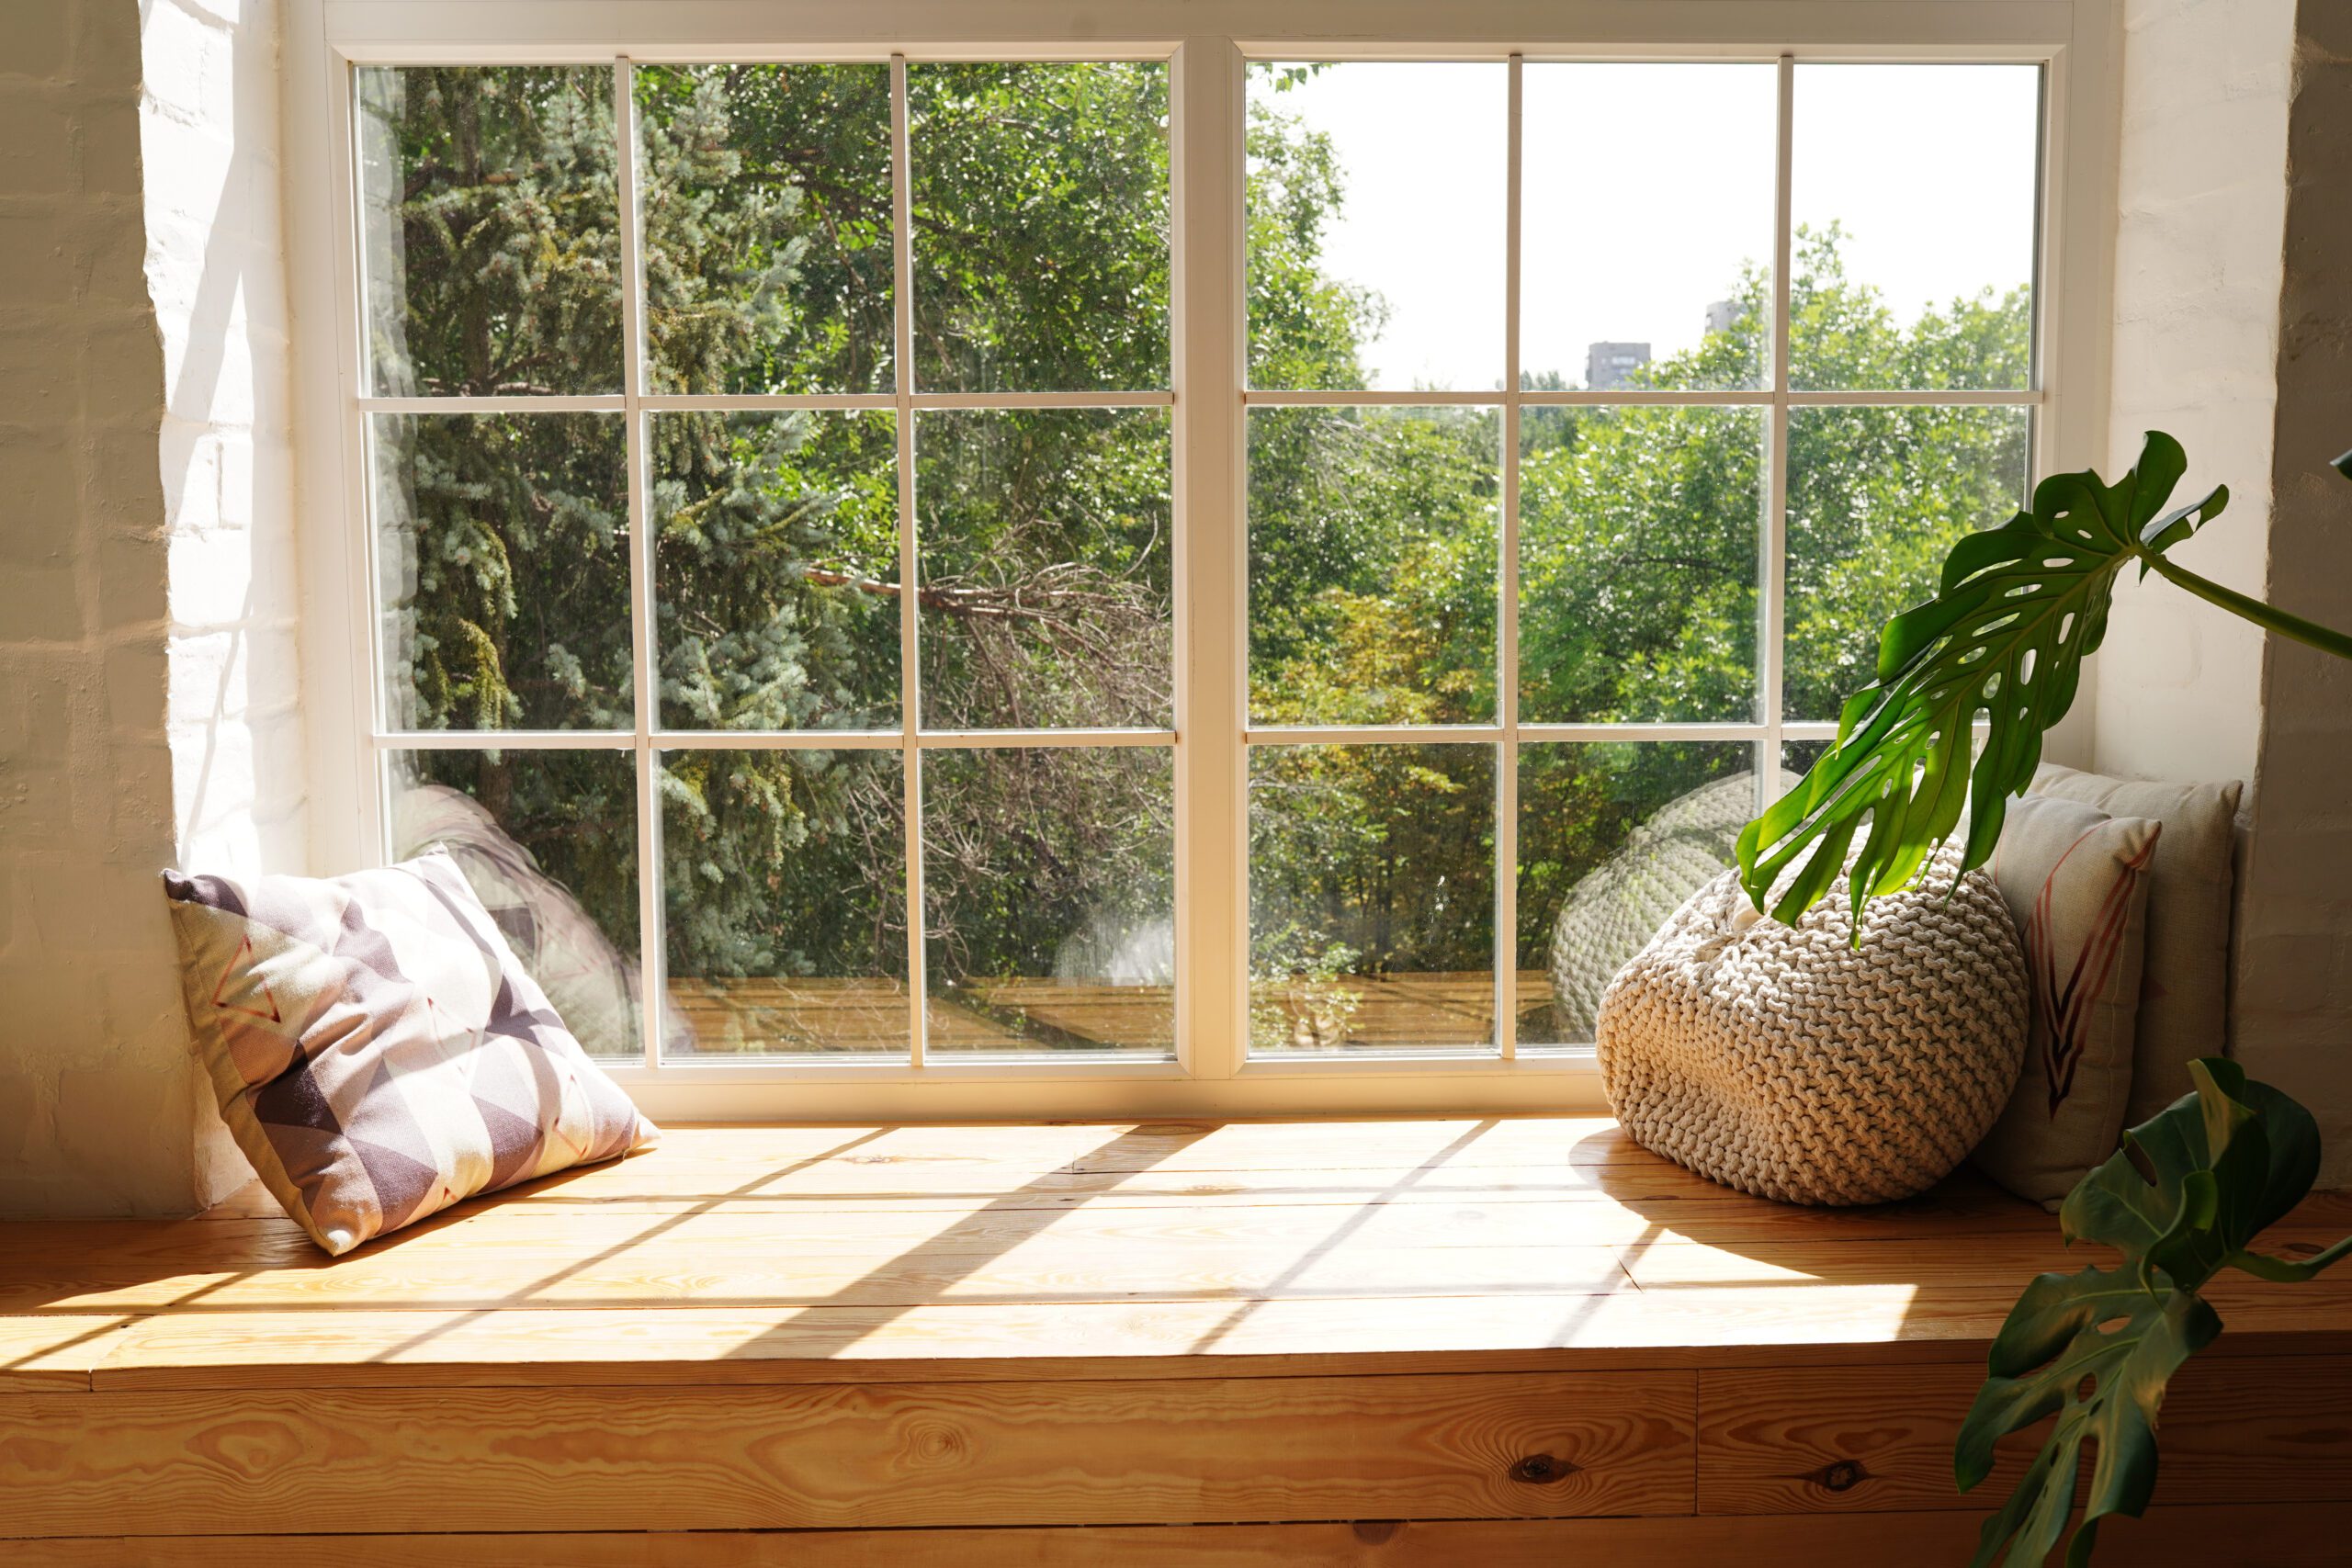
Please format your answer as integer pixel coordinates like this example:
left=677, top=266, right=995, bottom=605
left=1595, top=842, right=2030, bottom=1206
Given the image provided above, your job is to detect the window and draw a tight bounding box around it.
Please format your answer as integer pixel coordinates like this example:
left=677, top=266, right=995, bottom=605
left=1242, top=59, right=2041, bottom=1060
left=292, top=3, right=2109, bottom=1119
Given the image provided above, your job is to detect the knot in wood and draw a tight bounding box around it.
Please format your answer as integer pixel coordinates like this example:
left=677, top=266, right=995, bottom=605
left=899, top=1417, right=971, bottom=1468
left=1510, top=1451, right=1577, bottom=1484
left=1351, top=1520, right=1404, bottom=1544
left=1812, top=1459, right=1870, bottom=1493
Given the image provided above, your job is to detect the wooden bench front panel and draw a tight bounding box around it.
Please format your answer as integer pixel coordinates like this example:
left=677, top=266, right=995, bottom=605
left=1697, top=1354, right=2352, bottom=1514
left=0, top=1370, right=1694, bottom=1539
left=15, top=1504, right=2352, bottom=1567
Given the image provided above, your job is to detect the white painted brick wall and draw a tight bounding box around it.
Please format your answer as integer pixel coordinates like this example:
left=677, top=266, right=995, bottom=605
left=2235, top=1, right=2352, bottom=1187
left=0, top=0, right=300, bottom=1217
left=0, top=0, right=197, bottom=1215
left=144, top=0, right=306, bottom=1208
left=2095, top=0, right=2295, bottom=786
left=2096, top=0, right=2352, bottom=1185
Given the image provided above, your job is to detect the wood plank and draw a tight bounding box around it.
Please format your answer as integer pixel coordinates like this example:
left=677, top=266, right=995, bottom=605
left=1697, top=1356, right=2352, bottom=1515
left=1632, top=1236, right=2171, bottom=1290
left=78, top=1285, right=2022, bottom=1391
left=641, top=1117, right=1656, bottom=1172
left=1630, top=1240, right=2352, bottom=1325
left=72, top=1209, right=2332, bottom=1317
left=82, top=1275, right=2352, bottom=1394
left=428, top=1161, right=1769, bottom=1208
left=0, top=1315, right=134, bottom=1392
left=0, top=1183, right=2072, bottom=1292
left=0, top=1371, right=1696, bottom=1538
left=14, top=1505, right=2352, bottom=1566
left=0, top=1236, right=1641, bottom=1314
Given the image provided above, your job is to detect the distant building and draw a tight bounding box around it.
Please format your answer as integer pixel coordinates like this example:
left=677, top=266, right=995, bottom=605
left=1585, top=341, right=1651, bottom=391
left=1704, top=299, right=1742, bottom=335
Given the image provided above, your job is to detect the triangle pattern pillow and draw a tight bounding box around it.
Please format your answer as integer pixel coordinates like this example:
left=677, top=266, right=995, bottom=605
left=164, top=849, right=659, bottom=1254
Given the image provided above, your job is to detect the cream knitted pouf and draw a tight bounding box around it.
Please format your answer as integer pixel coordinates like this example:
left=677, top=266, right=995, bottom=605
left=1544, top=770, right=1798, bottom=1043
left=1595, top=842, right=2030, bottom=1206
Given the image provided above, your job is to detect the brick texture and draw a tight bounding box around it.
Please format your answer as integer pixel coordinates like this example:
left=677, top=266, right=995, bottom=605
left=2094, top=0, right=2294, bottom=787
left=0, top=0, right=300, bottom=1217
left=2236, top=1, right=2352, bottom=1185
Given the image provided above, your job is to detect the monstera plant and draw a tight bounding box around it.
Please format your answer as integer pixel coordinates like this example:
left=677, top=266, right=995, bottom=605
left=1729, top=434, right=2352, bottom=1564
left=1735, top=431, right=2352, bottom=935
left=1958, top=1060, right=2352, bottom=1566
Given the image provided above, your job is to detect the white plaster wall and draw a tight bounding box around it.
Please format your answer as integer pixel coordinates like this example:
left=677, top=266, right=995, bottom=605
left=2093, top=0, right=2295, bottom=785
left=0, top=0, right=299, bottom=1217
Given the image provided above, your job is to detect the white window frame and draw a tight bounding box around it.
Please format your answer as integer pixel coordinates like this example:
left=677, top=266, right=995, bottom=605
left=284, top=0, right=2118, bottom=1123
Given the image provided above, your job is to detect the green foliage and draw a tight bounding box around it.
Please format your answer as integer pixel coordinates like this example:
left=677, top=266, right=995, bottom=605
left=1246, top=75, right=1378, bottom=391
left=358, top=66, right=624, bottom=398
left=1251, top=234, right=2035, bottom=987
left=635, top=62, right=894, bottom=395
left=910, top=63, right=1171, bottom=391
left=1958, top=1060, right=2352, bottom=1567
left=371, top=62, right=2055, bottom=1032
left=1737, top=431, right=2222, bottom=931
left=1739, top=429, right=2352, bottom=937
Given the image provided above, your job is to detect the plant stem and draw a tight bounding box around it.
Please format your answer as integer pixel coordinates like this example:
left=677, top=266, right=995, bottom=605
left=2139, top=551, right=2352, bottom=663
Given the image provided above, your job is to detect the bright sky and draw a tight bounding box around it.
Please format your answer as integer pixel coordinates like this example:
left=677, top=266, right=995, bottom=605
left=1250, top=62, right=2041, bottom=391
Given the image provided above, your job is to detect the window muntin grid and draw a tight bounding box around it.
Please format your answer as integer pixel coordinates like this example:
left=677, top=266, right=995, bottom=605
left=335, top=39, right=2053, bottom=1097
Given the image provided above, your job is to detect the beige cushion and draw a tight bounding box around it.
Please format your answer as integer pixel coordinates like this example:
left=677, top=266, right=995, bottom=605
left=2031, top=762, right=2243, bottom=1123
left=164, top=851, right=659, bottom=1255
left=1974, top=794, right=2159, bottom=1207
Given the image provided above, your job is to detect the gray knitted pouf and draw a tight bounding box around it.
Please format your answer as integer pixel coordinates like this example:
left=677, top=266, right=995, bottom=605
left=1594, top=842, right=2030, bottom=1206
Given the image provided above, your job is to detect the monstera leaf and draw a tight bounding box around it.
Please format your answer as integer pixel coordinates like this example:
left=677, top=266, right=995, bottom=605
left=1957, top=1059, right=2352, bottom=1567
left=1736, top=431, right=2352, bottom=932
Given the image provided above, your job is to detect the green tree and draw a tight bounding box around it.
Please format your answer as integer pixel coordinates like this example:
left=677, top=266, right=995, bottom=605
left=369, top=60, right=2033, bottom=1050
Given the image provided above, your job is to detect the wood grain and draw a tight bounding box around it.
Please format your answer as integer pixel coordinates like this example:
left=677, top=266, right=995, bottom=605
left=4, top=1236, right=1643, bottom=1314
left=0, top=1185, right=2052, bottom=1273
left=1698, top=1356, right=2352, bottom=1514
left=7, top=1116, right=2350, bottom=1558
left=0, top=1371, right=1695, bottom=1538
left=15, top=1505, right=2352, bottom=1566
left=0, top=1314, right=133, bottom=1392
left=78, top=1288, right=2036, bottom=1392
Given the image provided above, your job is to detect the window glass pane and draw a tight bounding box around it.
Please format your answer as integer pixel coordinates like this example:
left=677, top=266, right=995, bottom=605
left=1249, top=406, right=1498, bottom=727
left=661, top=747, right=909, bottom=1056
left=1250, top=743, right=1496, bottom=1055
left=1521, top=64, right=1776, bottom=391
left=909, top=62, right=1170, bottom=392
left=371, top=412, right=632, bottom=732
left=1785, top=405, right=2030, bottom=721
left=651, top=411, right=899, bottom=731
left=1517, top=741, right=1758, bottom=1049
left=388, top=747, right=644, bottom=1059
left=916, top=410, right=1171, bottom=731
left=356, top=66, right=621, bottom=397
left=635, top=64, right=894, bottom=394
left=1248, top=62, right=1506, bottom=391
left=922, top=748, right=1174, bottom=1055
left=1782, top=739, right=1831, bottom=777
left=1519, top=405, right=1763, bottom=723
left=1790, top=64, right=2040, bottom=390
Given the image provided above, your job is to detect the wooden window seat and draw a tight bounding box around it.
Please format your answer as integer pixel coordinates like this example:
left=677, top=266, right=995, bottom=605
left=6, top=1116, right=2351, bottom=1564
